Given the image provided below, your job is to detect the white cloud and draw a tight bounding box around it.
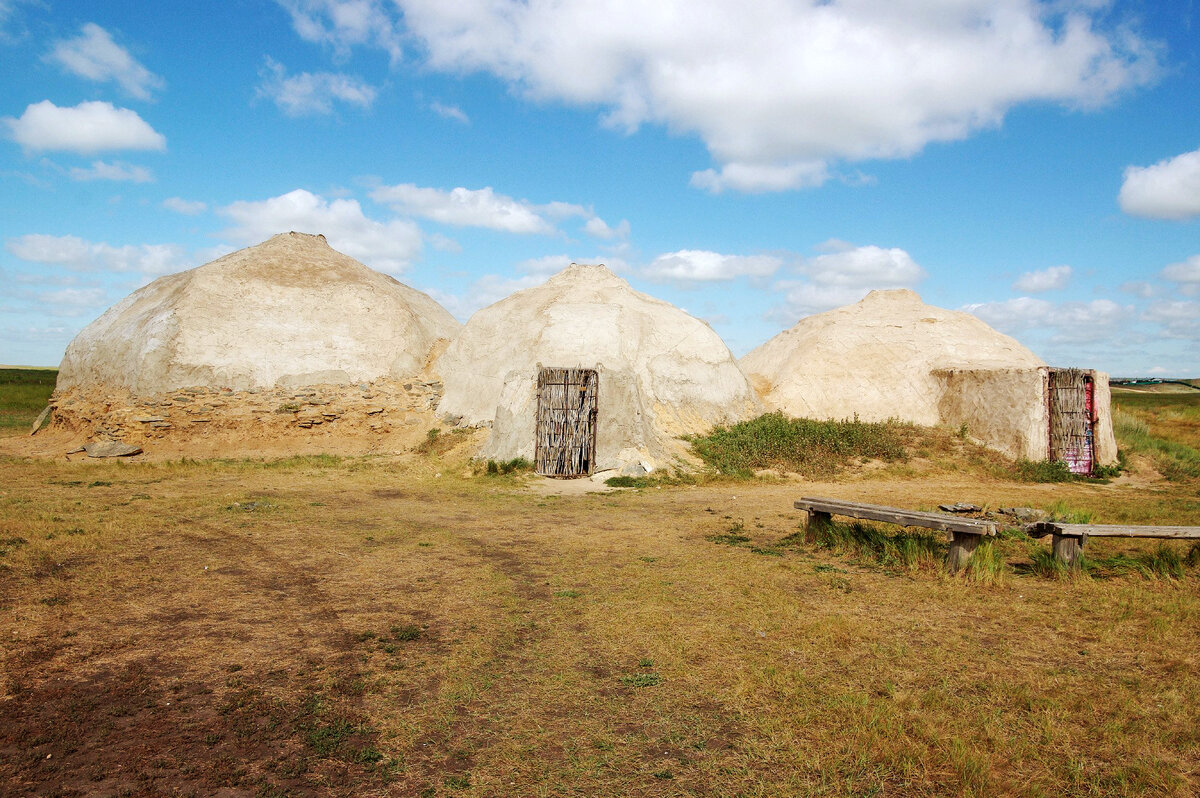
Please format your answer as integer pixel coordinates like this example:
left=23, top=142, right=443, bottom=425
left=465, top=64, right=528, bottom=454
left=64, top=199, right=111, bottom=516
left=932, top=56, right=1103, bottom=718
left=370, top=183, right=555, bottom=233
left=276, top=0, right=403, bottom=63
left=218, top=188, right=422, bottom=274
left=1012, top=264, right=1072, bottom=292
left=370, top=181, right=624, bottom=239
left=583, top=216, right=630, bottom=240
left=426, top=274, right=544, bottom=321
left=46, top=23, right=164, bottom=99
left=3, top=100, right=166, bottom=154
left=1119, top=280, right=1155, bottom=298
left=1161, top=254, right=1200, bottom=294
left=427, top=232, right=461, bottom=252
left=163, top=197, right=207, bottom=215
left=1118, top=147, right=1200, bottom=220
left=963, top=297, right=1134, bottom=343
left=690, top=160, right=830, bottom=194
left=769, top=242, right=926, bottom=319
left=257, top=57, right=378, bottom=116
left=644, top=249, right=781, bottom=282
left=430, top=101, right=469, bottom=124
left=6, top=234, right=190, bottom=278
left=1142, top=301, right=1200, bottom=339
left=69, top=160, right=153, bottom=183
left=395, top=0, right=1158, bottom=193
left=37, top=286, right=110, bottom=317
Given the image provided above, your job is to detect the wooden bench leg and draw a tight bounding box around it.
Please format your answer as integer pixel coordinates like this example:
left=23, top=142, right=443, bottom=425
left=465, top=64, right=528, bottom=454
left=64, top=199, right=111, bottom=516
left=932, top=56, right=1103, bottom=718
left=804, top=510, right=833, bottom=543
left=946, top=531, right=979, bottom=573
left=1052, top=533, right=1084, bottom=571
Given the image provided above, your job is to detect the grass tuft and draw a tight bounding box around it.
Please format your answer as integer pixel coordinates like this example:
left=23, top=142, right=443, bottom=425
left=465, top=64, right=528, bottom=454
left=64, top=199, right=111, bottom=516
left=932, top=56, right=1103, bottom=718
left=618, top=673, right=662, bottom=688
left=484, top=457, right=533, bottom=476
left=687, top=412, right=906, bottom=478
left=1013, top=459, right=1074, bottom=483
left=809, top=520, right=943, bottom=572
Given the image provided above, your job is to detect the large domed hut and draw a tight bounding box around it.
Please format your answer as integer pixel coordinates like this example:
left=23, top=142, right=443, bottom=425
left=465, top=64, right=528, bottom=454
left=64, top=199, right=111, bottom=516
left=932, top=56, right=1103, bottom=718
left=740, top=289, right=1117, bottom=472
left=49, top=232, right=460, bottom=455
left=435, top=264, right=761, bottom=477
left=58, top=232, right=458, bottom=393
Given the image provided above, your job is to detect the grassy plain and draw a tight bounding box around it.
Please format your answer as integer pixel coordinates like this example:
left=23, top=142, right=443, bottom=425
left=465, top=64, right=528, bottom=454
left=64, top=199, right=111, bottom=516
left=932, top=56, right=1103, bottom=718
left=0, top=368, right=56, bottom=430
left=1, top=373, right=1198, bottom=796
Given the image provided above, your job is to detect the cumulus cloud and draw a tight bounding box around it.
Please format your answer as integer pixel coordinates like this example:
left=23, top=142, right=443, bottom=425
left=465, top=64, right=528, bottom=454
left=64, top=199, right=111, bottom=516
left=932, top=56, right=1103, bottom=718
left=1118, top=147, right=1200, bottom=220
left=1142, top=300, right=1200, bottom=339
left=5, top=234, right=190, bottom=278
left=1012, top=264, right=1072, bottom=293
left=46, top=23, right=164, bottom=99
left=1161, top=254, right=1200, bottom=294
left=276, top=0, right=403, bottom=63
left=430, top=101, right=469, bottom=124
left=3, top=100, right=166, bottom=154
left=427, top=273, right=545, bottom=321
left=963, top=297, right=1134, bottom=343
left=370, top=183, right=621, bottom=239
left=162, top=197, right=207, bottom=215
left=644, top=250, right=781, bottom=282
left=257, top=57, right=377, bottom=116
left=371, top=183, right=554, bottom=233
left=690, top=161, right=830, bottom=194
left=583, top=216, right=629, bottom=240
left=69, top=160, right=153, bottom=183
left=767, top=242, right=926, bottom=320
left=394, top=0, right=1158, bottom=192
left=218, top=188, right=422, bottom=274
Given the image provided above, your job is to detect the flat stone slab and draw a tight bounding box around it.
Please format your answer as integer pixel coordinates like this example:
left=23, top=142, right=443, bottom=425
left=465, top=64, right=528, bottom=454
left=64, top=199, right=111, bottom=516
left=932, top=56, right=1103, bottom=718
left=30, top=405, right=52, bottom=436
left=84, top=441, right=143, bottom=458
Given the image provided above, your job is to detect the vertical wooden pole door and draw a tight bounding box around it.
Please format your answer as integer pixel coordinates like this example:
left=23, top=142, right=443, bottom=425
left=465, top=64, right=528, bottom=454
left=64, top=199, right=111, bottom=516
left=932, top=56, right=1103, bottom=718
left=535, top=368, right=599, bottom=478
left=1048, top=368, right=1095, bottom=475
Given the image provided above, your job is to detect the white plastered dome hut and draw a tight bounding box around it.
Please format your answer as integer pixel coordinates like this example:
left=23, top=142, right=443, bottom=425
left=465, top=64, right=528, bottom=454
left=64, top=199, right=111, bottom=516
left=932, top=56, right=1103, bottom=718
left=740, top=289, right=1117, bottom=469
left=57, top=232, right=460, bottom=394
left=435, top=264, right=761, bottom=475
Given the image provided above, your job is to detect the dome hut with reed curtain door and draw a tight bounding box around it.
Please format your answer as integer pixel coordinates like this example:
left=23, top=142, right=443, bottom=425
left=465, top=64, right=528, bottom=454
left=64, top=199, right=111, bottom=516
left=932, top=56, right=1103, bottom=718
left=740, top=289, right=1116, bottom=473
left=434, top=264, right=761, bottom=478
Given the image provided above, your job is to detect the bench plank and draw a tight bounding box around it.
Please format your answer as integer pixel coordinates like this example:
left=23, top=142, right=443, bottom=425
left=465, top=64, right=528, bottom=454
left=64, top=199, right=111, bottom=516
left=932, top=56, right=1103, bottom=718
left=794, top=498, right=997, bottom=536
left=1027, top=522, right=1200, bottom=540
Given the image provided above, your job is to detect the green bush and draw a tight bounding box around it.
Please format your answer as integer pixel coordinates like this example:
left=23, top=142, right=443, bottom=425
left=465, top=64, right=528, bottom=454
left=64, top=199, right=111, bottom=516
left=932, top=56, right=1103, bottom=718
left=1013, top=459, right=1073, bottom=483
left=484, top=457, right=533, bottom=476
left=688, top=412, right=906, bottom=478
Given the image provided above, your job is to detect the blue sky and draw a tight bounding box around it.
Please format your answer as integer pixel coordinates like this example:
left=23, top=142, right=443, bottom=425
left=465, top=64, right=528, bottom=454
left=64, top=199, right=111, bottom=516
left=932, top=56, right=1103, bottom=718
left=1, top=0, right=1197, bottom=375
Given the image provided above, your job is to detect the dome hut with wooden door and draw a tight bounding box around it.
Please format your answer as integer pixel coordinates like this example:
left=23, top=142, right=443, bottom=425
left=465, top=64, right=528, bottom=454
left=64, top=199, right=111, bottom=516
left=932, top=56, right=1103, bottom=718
left=739, top=289, right=1117, bottom=473
left=434, top=264, right=762, bottom=477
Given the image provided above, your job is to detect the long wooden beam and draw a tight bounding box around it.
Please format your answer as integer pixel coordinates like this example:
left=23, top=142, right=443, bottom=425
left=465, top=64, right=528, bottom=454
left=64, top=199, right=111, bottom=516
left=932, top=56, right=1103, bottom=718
left=794, top=497, right=997, bottom=536
left=1027, top=522, right=1200, bottom=540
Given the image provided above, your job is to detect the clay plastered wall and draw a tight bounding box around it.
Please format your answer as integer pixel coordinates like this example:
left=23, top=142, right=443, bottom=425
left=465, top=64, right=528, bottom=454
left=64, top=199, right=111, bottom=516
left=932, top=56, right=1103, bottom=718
left=1091, top=371, right=1119, bottom=466
left=437, top=264, right=760, bottom=468
left=57, top=233, right=460, bottom=395
left=935, top=368, right=1049, bottom=461
left=740, top=290, right=1045, bottom=426
left=935, top=367, right=1119, bottom=466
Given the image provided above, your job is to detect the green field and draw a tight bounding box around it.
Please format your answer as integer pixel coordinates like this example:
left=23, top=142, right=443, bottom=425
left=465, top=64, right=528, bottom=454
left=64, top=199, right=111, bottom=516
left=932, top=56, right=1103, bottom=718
left=0, top=368, right=56, bottom=430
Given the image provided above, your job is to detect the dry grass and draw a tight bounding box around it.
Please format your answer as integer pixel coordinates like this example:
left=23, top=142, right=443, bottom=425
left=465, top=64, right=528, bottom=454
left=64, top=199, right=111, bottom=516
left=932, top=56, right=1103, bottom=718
left=2, top=451, right=1199, bottom=796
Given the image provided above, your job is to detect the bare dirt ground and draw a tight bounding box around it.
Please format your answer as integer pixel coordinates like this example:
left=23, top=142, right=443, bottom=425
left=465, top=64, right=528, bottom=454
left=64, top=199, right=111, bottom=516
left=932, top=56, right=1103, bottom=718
left=1, top=447, right=1198, bottom=797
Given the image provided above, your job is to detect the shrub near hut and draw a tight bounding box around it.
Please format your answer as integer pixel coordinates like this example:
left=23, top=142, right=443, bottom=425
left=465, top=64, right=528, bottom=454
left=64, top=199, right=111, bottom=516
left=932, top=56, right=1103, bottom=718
left=688, top=412, right=906, bottom=477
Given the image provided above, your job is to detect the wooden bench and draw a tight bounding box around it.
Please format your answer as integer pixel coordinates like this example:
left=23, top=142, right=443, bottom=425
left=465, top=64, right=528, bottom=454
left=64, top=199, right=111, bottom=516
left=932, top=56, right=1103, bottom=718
left=1025, top=522, right=1200, bottom=569
left=794, top=497, right=997, bottom=572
